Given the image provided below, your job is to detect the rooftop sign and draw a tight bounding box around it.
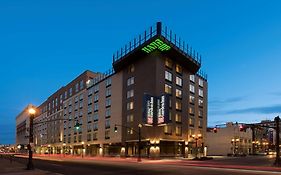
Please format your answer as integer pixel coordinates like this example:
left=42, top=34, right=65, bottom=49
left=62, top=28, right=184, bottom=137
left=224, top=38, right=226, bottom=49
left=141, top=38, right=171, bottom=53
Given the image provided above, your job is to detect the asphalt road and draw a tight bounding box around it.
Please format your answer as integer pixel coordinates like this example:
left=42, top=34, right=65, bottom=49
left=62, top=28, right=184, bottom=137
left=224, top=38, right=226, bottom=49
left=13, top=157, right=281, bottom=175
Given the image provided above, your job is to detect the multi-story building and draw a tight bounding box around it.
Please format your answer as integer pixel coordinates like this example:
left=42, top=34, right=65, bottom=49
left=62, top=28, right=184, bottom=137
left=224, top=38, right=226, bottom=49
left=17, top=22, right=208, bottom=158
left=206, top=122, right=252, bottom=156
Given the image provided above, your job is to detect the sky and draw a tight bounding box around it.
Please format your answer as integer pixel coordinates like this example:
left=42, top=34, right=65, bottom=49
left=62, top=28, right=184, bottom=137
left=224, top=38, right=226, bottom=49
left=1, top=0, right=281, bottom=144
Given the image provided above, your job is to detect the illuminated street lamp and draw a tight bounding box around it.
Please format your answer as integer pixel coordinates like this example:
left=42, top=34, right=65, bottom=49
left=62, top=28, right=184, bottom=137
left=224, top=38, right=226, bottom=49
left=192, top=134, right=202, bottom=159
left=27, top=107, right=36, bottom=170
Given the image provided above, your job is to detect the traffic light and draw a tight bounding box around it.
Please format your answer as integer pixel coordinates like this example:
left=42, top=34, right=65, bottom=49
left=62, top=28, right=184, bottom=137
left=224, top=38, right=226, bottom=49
left=213, top=127, right=218, bottom=133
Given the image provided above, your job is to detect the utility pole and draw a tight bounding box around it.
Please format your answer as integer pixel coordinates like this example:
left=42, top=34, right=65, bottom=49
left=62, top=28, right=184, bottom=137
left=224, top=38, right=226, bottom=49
left=275, top=116, right=280, bottom=166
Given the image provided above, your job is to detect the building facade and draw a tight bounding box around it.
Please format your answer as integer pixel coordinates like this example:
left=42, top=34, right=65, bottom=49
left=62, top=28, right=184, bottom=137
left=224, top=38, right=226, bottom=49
left=17, top=22, right=208, bottom=158
left=206, top=122, right=252, bottom=156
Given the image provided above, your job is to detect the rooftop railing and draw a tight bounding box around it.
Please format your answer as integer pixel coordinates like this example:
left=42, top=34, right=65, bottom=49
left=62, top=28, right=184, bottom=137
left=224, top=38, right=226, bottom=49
left=113, top=22, right=202, bottom=67
left=86, top=68, right=115, bottom=88
left=197, top=69, right=208, bottom=80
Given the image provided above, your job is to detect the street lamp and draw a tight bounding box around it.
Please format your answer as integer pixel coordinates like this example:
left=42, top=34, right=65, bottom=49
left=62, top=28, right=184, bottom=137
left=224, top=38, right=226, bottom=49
left=81, top=142, right=85, bottom=158
left=62, top=143, right=66, bottom=157
left=191, top=134, right=202, bottom=159
left=27, top=107, right=36, bottom=170
left=114, top=124, right=143, bottom=162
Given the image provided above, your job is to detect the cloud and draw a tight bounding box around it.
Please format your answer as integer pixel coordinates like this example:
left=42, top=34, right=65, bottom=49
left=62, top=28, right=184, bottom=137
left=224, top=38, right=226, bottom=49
left=227, top=104, right=281, bottom=114
left=209, top=96, right=246, bottom=107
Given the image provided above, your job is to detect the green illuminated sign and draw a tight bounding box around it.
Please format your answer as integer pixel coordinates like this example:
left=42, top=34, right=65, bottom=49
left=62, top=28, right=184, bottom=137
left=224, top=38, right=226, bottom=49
left=142, top=39, right=171, bottom=53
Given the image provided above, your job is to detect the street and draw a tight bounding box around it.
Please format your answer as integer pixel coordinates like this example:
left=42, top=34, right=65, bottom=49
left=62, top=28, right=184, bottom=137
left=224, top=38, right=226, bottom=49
left=7, top=155, right=281, bottom=175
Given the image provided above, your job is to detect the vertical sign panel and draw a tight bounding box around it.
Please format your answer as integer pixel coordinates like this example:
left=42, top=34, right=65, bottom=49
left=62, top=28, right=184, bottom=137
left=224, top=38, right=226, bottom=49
left=157, top=94, right=169, bottom=125
left=143, top=94, right=155, bottom=125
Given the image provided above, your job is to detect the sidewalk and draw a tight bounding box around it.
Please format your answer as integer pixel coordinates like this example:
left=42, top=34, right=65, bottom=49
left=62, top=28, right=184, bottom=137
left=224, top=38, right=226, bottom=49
left=0, top=157, right=61, bottom=175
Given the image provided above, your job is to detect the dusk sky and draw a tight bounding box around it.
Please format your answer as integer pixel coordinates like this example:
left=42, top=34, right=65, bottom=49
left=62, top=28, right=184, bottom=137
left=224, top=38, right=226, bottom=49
left=1, top=0, right=281, bottom=144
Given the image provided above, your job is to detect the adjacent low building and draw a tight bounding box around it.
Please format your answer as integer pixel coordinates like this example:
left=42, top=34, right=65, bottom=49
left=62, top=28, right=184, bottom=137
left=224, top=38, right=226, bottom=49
left=16, top=22, right=208, bottom=158
left=206, top=122, right=252, bottom=156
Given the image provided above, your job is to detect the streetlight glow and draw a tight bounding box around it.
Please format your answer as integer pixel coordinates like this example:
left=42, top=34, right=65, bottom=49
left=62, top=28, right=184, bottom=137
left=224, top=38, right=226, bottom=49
left=29, top=108, right=36, bottom=115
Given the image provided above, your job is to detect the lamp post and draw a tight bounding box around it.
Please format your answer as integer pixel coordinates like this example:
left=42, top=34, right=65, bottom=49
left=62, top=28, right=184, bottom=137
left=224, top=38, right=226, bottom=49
left=27, top=107, right=36, bottom=170
left=114, top=123, right=143, bottom=162
left=192, top=134, right=202, bottom=159
left=81, top=142, right=85, bottom=158
left=62, top=143, right=66, bottom=157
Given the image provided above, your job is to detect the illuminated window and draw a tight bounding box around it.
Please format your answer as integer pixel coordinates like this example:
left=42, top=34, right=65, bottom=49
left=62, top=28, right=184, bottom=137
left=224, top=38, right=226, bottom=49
left=199, top=79, right=204, bottom=87
left=127, top=102, right=134, bottom=110
left=127, top=89, right=134, bottom=98
left=188, top=129, right=195, bottom=136
left=189, top=84, right=195, bottom=93
left=176, top=64, right=182, bottom=74
left=176, top=89, right=182, bottom=98
left=176, top=77, right=182, bottom=86
left=127, top=128, right=134, bottom=135
left=165, top=71, right=172, bottom=82
left=198, top=120, right=203, bottom=128
left=165, top=58, right=173, bottom=69
left=190, top=75, right=195, bottom=82
left=176, top=100, right=182, bottom=110
left=105, top=130, right=110, bottom=139
left=128, top=64, right=135, bottom=73
left=175, top=113, right=182, bottom=122
left=165, top=84, right=172, bottom=94
left=164, top=125, right=172, bottom=134
left=175, top=126, right=182, bottom=136
left=189, top=118, right=195, bottom=126
left=189, top=107, right=194, bottom=115
left=199, top=89, right=203, bottom=97
left=189, top=96, right=195, bottom=104
left=127, top=114, right=134, bottom=122
left=127, top=77, right=135, bottom=86
left=199, top=99, right=203, bottom=107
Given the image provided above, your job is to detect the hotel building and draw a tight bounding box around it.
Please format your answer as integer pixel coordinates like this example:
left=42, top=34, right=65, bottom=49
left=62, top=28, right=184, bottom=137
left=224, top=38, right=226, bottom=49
left=16, top=22, right=208, bottom=158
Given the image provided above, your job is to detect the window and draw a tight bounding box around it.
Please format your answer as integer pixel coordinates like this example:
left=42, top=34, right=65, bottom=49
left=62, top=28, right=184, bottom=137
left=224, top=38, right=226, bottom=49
left=94, top=103, right=99, bottom=111
left=127, top=114, right=134, bottom=122
left=199, top=110, right=203, bottom=118
left=189, top=118, right=195, bottom=126
left=79, top=94, right=83, bottom=101
left=75, top=83, right=79, bottom=92
left=87, top=123, right=91, bottom=132
left=127, top=89, right=134, bottom=98
left=176, top=89, right=182, bottom=98
left=199, top=120, right=203, bottom=128
left=164, top=125, right=172, bottom=134
left=79, top=110, right=83, bottom=117
left=188, top=129, right=195, bottom=137
left=93, top=122, right=98, bottom=131
left=190, top=75, right=195, bottom=82
left=128, top=64, right=135, bottom=73
left=79, top=101, right=83, bottom=108
left=106, top=88, right=111, bottom=97
left=87, top=133, right=91, bottom=141
left=105, top=78, right=112, bottom=87
left=127, top=128, right=134, bottom=135
left=87, top=114, right=92, bottom=122
left=105, top=98, right=111, bottom=107
left=189, top=84, right=195, bottom=93
left=127, top=77, right=135, bottom=86
left=176, top=64, right=182, bottom=74
left=199, top=89, right=203, bottom=97
left=165, top=71, right=172, bottom=82
left=69, top=88, right=73, bottom=96
left=88, top=98, right=92, bottom=105
left=105, top=130, right=110, bottom=139
left=175, top=126, right=182, bottom=136
left=105, top=108, right=111, bottom=118
left=199, top=79, right=204, bottom=87
left=65, top=91, right=68, bottom=99
left=80, top=80, right=84, bottom=90
left=88, top=88, right=93, bottom=96
left=176, top=77, right=182, bottom=86
left=105, top=119, right=110, bottom=129
left=175, top=113, right=182, bottom=122
left=127, top=102, right=134, bottom=110
left=93, top=112, right=98, bottom=121
left=175, top=100, right=182, bottom=110
left=93, top=132, right=97, bottom=140
left=189, top=107, right=194, bottom=115
left=165, top=84, right=172, bottom=94
left=189, top=96, right=195, bottom=104
left=88, top=107, right=92, bottom=114
left=94, top=85, right=99, bottom=93
left=94, top=94, right=99, bottom=102
left=199, top=99, right=203, bottom=107
left=165, top=58, right=172, bottom=68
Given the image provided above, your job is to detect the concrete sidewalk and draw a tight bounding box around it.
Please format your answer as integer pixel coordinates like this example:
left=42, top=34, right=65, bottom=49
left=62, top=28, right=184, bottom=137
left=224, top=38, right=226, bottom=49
left=0, top=157, right=61, bottom=175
